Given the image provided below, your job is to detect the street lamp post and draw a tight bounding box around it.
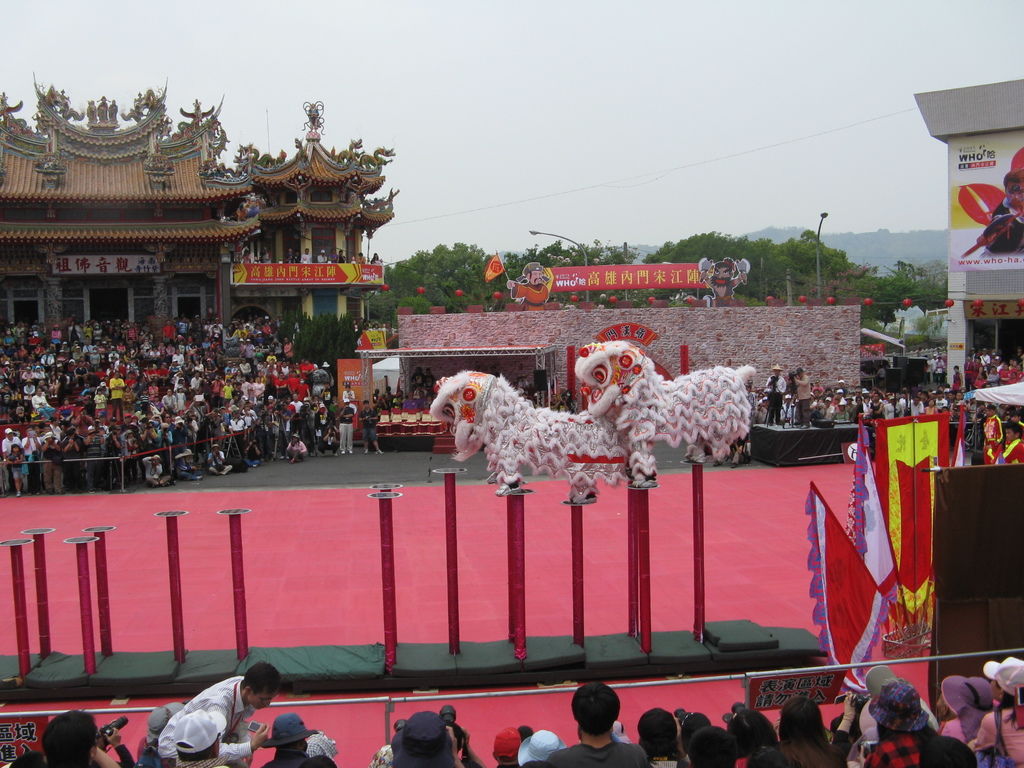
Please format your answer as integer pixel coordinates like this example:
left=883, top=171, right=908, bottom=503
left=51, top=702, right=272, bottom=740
left=529, top=230, right=590, bottom=302
left=815, top=212, right=829, bottom=299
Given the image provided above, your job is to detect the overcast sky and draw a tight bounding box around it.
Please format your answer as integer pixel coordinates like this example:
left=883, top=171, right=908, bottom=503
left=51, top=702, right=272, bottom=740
left=4, top=0, right=1017, bottom=262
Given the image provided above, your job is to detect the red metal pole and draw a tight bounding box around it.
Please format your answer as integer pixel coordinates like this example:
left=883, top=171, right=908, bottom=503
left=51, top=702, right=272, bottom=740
left=510, top=492, right=527, bottom=661
left=566, top=345, right=576, bottom=403
left=218, top=509, right=251, bottom=660
left=634, top=489, right=652, bottom=653
left=692, top=463, right=706, bottom=642
left=570, top=503, right=585, bottom=647
left=442, top=472, right=460, bottom=655
left=2, top=539, right=33, bottom=677
left=156, top=511, right=188, bottom=663
left=371, top=492, right=400, bottom=672
left=66, top=536, right=98, bottom=674
left=22, top=528, right=55, bottom=659
left=84, top=526, right=115, bottom=657
left=627, top=490, right=639, bottom=637
left=507, top=498, right=515, bottom=640
left=680, top=344, right=690, bottom=376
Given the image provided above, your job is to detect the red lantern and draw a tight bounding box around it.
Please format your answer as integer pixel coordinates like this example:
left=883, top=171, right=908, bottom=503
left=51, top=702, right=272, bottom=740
left=416, top=286, right=426, bottom=295
left=826, top=296, right=836, bottom=305
left=1018, top=298, right=1024, bottom=309
left=492, top=291, right=503, bottom=300
left=454, top=289, right=464, bottom=297
left=902, top=298, right=913, bottom=308
left=944, top=299, right=955, bottom=308
left=765, top=295, right=775, bottom=302
left=608, top=295, right=618, bottom=303
left=798, top=295, right=807, bottom=304
left=570, top=294, right=579, bottom=303
left=685, top=296, right=697, bottom=305
left=863, top=298, right=874, bottom=306
left=381, top=284, right=390, bottom=292
left=647, top=296, right=656, bottom=305
left=972, top=299, right=985, bottom=309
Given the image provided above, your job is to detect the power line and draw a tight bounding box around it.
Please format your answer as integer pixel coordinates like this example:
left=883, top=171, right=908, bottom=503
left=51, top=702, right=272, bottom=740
left=391, top=107, right=917, bottom=227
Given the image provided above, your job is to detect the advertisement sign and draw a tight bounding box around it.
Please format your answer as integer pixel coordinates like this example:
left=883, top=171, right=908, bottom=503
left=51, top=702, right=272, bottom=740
left=963, top=299, right=1024, bottom=319
left=232, top=263, right=383, bottom=285
left=51, top=254, right=161, bottom=275
left=336, top=359, right=364, bottom=406
left=948, top=129, right=1024, bottom=271
left=594, top=323, right=660, bottom=345
left=549, top=264, right=702, bottom=292
left=357, top=330, right=389, bottom=350
left=0, top=715, right=48, bottom=761
left=747, top=670, right=844, bottom=710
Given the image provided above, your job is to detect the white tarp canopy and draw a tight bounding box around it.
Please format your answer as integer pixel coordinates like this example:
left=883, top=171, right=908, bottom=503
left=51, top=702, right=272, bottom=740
left=969, top=381, right=1024, bottom=406
left=860, top=328, right=905, bottom=349
left=372, top=356, right=400, bottom=386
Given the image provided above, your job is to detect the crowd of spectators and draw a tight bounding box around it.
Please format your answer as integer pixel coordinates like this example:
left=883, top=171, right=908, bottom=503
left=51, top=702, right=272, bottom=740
left=0, top=316, right=394, bottom=496
left=25, top=657, right=1022, bottom=768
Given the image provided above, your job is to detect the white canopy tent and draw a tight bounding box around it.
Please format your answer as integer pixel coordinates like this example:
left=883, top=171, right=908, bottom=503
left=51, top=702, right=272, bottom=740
left=968, top=381, right=1024, bottom=406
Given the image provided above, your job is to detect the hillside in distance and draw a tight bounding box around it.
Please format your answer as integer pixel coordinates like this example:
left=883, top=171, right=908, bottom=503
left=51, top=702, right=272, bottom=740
left=742, top=226, right=946, bottom=269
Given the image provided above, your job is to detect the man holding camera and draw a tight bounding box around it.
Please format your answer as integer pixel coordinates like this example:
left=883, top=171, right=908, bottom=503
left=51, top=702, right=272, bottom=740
left=764, top=365, right=787, bottom=426
left=158, top=662, right=280, bottom=767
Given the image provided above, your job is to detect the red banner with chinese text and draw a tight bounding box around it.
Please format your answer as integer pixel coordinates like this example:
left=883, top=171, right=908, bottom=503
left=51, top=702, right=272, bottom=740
left=747, top=670, right=845, bottom=710
left=549, top=264, right=701, bottom=292
left=963, top=299, right=1024, bottom=319
left=232, top=263, right=383, bottom=285
left=0, top=715, right=48, bottom=762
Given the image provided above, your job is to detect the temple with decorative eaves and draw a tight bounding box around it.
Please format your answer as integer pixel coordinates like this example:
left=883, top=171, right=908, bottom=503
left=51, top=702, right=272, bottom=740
left=0, top=83, right=395, bottom=324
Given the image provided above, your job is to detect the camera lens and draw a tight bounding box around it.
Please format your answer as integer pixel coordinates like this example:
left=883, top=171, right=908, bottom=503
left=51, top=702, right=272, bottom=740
left=439, top=705, right=456, bottom=726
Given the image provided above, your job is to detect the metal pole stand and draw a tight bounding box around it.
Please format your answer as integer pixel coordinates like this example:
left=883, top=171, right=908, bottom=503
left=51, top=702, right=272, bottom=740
left=432, top=468, right=466, bottom=656
left=2, top=538, right=34, bottom=677
left=691, top=464, right=706, bottom=642
left=562, top=496, right=597, bottom=647
left=64, top=536, right=99, bottom=674
left=217, top=509, right=252, bottom=660
left=155, top=511, right=189, bottom=663
left=21, top=527, right=56, bottom=660
left=627, top=486, right=655, bottom=653
left=83, top=526, right=116, bottom=657
left=505, top=488, right=532, bottom=661
left=370, top=484, right=403, bottom=673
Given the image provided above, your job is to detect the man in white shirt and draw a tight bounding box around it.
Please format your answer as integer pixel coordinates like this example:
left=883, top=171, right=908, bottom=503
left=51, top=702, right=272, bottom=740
left=158, top=662, right=279, bottom=766
left=2, top=427, right=23, bottom=457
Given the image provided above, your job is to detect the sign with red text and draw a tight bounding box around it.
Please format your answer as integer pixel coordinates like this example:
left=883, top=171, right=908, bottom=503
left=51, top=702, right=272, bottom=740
left=51, top=254, right=161, bottom=275
left=232, top=263, right=383, bottom=285
left=0, top=715, right=48, bottom=761
left=963, top=299, right=1024, bottom=319
left=746, top=670, right=844, bottom=710
left=550, top=264, right=701, bottom=292
left=336, top=359, right=365, bottom=406
left=594, top=323, right=660, bottom=345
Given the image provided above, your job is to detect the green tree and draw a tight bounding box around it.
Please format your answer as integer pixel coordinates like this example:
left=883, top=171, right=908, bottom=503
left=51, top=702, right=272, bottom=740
left=282, top=312, right=358, bottom=362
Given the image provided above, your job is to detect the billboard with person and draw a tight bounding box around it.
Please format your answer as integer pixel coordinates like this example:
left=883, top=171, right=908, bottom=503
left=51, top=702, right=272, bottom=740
left=948, top=129, right=1024, bottom=270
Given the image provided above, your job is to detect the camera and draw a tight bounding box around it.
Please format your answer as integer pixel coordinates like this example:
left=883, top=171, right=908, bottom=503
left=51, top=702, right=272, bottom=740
left=101, top=715, right=128, bottom=738
left=722, top=702, right=747, bottom=724
left=835, top=693, right=869, bottom=709
left=439, top=705, right=457, bottom=727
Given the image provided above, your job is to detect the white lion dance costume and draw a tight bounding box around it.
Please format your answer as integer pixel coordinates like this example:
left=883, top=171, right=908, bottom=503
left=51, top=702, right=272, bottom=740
left=430, top=371, right=626, bottom=502
left=574, top=341, right=755, bottom=484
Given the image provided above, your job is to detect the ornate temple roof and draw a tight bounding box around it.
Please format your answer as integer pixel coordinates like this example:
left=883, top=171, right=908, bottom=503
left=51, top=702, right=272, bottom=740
left=0, top=218, right=259, bottom=244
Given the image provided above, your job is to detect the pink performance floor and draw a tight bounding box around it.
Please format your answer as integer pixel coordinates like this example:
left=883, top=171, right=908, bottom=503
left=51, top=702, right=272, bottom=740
left=1, top=463, right=908, bottom=767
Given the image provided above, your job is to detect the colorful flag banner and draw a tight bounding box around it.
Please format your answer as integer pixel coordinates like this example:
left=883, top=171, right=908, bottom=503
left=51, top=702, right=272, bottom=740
left=484, top=254, right=505, bottom=282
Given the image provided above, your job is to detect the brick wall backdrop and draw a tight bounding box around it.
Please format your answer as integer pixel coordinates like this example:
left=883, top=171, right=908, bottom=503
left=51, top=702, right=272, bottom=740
left=398, top=306, right=861, bottom=390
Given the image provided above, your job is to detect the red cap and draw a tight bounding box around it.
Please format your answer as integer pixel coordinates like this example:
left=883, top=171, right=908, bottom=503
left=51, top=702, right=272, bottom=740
left=492, top=728, right=521, bottom=760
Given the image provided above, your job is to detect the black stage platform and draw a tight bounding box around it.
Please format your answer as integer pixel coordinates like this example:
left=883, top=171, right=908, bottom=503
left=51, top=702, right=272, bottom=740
left=750, top=424, right=858, bottom=467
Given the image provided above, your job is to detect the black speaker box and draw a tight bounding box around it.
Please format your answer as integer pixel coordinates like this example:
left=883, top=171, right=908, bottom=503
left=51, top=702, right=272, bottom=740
left=533, top=369, right=548, bottom=390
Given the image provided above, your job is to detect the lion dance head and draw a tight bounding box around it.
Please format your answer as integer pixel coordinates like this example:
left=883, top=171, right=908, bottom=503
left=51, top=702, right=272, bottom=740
left=430, top=371, right=495, bottom=460
left=575, top=341, right=656, bottom=417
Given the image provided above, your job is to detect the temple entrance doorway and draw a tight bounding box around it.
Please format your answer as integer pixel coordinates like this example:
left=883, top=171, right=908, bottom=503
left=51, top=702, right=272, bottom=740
left=89, top=288, right=129, bottom=321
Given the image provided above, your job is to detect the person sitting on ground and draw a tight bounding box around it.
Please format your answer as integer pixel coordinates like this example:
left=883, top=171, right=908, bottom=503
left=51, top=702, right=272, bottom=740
left=686, top=727, right=737, bottom=768
left=207, top=444, right=233, bottom=476
left=863, top=679, right=937, bottom=767
left=159, top=662, right=279, bottom=767
left=287, top=433, right=307, bottom=463
left=173, top=449, right=203, bottom=481
left=262, top=713, right=319, bottom=768
left=636, top=709, right=682, bottom=768
left=547, top=682, right=648, bottom=768
left=42, top=710, right=122, bottom=768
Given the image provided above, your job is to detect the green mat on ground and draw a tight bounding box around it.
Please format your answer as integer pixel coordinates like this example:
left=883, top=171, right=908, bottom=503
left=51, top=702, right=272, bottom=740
left=522, top=636, right=586, bottom=672
left=90, top=651, right=179, bottom=686
left=648, top=631, right=713, bottom=666
left=24, top=651, right=97, bottom=689
left=584, top=634, right=648, bottom=669
left=176, top=650, right=242, bottom=684
left=453, top=641, right=521, bottom=675
left=0, top=653, right=39, bottom=682
left=239, top=645, right=385, bottom=681
left=703, top=620, right=779, bottom=652
left=767, top=627, right=825, bottom=657
left=391, top=643, right=457, bottom=677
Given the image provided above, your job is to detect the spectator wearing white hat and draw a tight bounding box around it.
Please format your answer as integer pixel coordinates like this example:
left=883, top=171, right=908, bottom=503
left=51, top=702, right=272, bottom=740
left=172, top=710, right=229, bottom=768
left=518, top=731, right=565, bottom=765
left=976, top=657, right=1024, bottom=765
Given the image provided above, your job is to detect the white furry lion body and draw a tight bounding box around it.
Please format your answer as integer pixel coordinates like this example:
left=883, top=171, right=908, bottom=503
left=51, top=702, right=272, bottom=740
left=574, top=341, right=755, bottom=480
left=430, top=371, right=626, bottom=501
